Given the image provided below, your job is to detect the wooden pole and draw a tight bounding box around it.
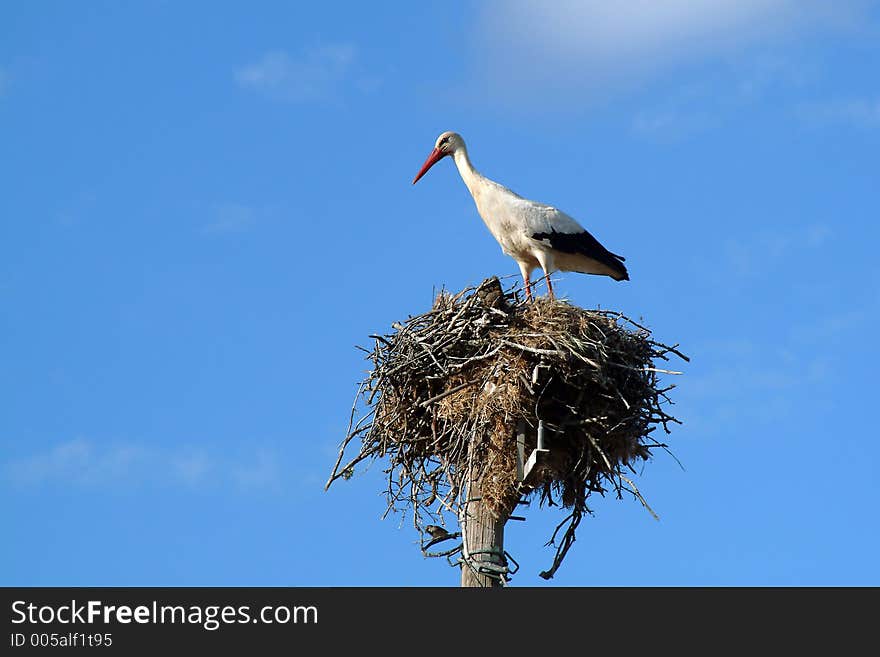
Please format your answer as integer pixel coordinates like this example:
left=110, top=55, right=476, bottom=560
left=460, top=455, right=509, bottom=587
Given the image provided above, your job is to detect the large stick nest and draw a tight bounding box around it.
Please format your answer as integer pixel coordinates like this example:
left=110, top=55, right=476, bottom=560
left=327, top=277, right=688, bottom=579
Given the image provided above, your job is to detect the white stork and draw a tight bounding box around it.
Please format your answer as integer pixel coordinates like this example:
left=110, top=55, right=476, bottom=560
left=413, top=131, right=628, bottom=301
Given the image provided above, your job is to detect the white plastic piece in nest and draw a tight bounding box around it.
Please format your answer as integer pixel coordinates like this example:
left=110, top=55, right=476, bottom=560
left=531, top=363, right=549, bottom=385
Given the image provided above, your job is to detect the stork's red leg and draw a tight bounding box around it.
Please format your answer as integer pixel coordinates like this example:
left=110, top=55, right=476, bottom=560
left=546, top=273, right=555, bottom=300
left=524, top=272, right=533, bottom=302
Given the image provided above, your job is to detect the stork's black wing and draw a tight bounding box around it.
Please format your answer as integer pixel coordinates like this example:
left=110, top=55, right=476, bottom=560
left=531, top=228, right=629, bottom=281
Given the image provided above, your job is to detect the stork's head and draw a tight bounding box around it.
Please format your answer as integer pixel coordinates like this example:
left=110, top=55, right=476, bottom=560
left=412, top=131, right=464, bottom=184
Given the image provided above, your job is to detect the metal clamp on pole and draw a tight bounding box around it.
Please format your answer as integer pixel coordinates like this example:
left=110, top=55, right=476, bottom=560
left=522, top=419, right=550, bottom=485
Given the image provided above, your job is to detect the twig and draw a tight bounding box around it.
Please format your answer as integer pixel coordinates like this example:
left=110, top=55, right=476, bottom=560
left=418, top=380, right=478, bottom=407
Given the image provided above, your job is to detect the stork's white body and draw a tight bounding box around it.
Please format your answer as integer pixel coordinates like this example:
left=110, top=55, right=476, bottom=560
left=413, top=132, right=628, bottom=299
left=452, top=147, right=625, bottom=283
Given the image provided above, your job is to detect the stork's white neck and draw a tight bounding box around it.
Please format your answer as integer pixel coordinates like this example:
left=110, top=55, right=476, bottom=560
left=452, top=147, right=483, bottom=199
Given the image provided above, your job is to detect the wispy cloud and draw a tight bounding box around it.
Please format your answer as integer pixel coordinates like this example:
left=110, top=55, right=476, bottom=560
left=734, top=52, right=816, bottom=100
left=169, top=449, right=214, bottom=486
left=202, top=203, right=257, bottom=235
left=3, top=438, right=147, bottom=486
left=723, top=224, right=832, bottom=277
left=685, top=339, right=828, bottom=398
left=679, top=336, right=833, bottom=435
left=474, top=1, right=868, bottom=106
left=235, top=44, right=359, bottom=102
left=632, top=93, right=715, bottom=141
left=3, top=438, right=284, bottom=493
left=679, top=304, right=868, bottom=435
left=789, top=309, right=868, bottom=345
left=232, top=449, right=281, bottom=492
left=796, top=98, right=880, bottom=128
left=630, top=53, right=818, bottom=140
left=633, top=109, right=699, bottom=138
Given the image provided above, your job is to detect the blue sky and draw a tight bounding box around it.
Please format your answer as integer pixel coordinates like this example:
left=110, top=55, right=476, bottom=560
left=2, top=1, right=878, bottom=586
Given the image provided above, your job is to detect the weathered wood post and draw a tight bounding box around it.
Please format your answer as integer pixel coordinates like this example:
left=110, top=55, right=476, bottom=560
left=460, top=453, right=509, bottom=587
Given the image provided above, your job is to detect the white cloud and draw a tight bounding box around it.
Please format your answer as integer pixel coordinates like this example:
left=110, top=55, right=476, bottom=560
left=475, top=1, right=868, bottom=104
left=679, top=303, right=868, bottom=436
left=789, top=310, right=868, bottom=344
left=629, top=53, right=819, bottom=140
left=723, top=224, right=833, bottom=277
left=3, top=438, right=283, bottom=493
left=734, top=52, right=816, bottom=100
left=678, top=337, right=833, bottom=436
left=796, top=98, right=880, bottom=128
left=232, top=449, right=281, bottom=491
left=632, top=104, right=713, bottom=140
left=169, top=450, right=213, bottom=486
left=4, top=438, right=148, bottom=486
left=202, top=203, right=257, bottom=234
left=235, top=44, right=357, bottom=102
left=685, top=339, right=828, bottom=399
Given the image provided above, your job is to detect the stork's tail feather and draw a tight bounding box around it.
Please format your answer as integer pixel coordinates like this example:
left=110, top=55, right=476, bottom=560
left=611, top=253, right=629, bottom=281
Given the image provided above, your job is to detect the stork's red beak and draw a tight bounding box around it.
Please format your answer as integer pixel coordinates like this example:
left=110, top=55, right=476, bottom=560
left=412, top=147, right=445, bottom=185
